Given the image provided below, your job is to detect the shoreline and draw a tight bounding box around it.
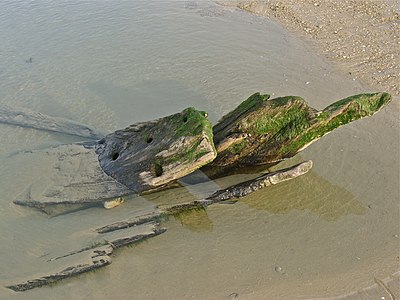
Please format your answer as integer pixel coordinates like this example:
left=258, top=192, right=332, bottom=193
left=220, top=0, right=399, bottom=96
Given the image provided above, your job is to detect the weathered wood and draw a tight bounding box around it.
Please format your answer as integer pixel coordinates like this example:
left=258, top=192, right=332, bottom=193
left=96, top=212, right=163, bottom=233
left=95, top=107, right=216, bottom=192
left=6, top=246, right=113, bottom=292
left=4, top=92, right=391, bottom=211
left=0, top=105, right=104, bottom=139
left=12, top=143, right=132, bottom=211
left=206, top=160, right=313, bottom=202
left=203, top=92, right=391, bottom=177
left=12, top=108, right=217, bottom=211
left=6, top=223, right=166, bottom=292
left=2, top=92, right=391, bottom=292
left=96, top=160, right=312, bottom=218
left=6, top=159, right=311, bottom=292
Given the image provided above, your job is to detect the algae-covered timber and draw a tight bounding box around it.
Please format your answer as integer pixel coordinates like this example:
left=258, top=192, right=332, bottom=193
left=6, top=159, right=311, bottom=292
left=95, top=107, right=216, bottom=191
left=9, top=108, right=217, bottom=211
left=204, top=92, right=391, bottom=176
left=2, top=91, right=391, bottom=292
left=0, top=105, right=105, bottom=139
left=6, top=223, right=166, bottom=292
left=2, top=92, right=391, bottom=211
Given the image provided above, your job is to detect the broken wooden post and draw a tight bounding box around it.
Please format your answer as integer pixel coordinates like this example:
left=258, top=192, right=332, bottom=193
left=203, top=92, right=391, bottom=177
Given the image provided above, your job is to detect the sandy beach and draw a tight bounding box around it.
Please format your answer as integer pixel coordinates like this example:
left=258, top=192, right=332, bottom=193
left=221, top=0, right=400, bottom=96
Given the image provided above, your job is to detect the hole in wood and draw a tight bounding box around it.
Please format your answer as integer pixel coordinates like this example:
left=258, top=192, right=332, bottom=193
left=146, top=137, right=153, bottom=143
left=112, top=152, right=119, bottom=161
left=154, top=163, right=163, bottom=177
left=183, top=116, right=188, bottom=123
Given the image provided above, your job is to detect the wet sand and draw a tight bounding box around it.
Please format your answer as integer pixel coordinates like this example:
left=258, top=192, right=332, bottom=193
left=221, top=0, right=400, bottom=96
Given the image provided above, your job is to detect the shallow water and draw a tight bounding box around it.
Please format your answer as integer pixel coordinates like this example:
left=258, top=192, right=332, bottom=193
left=0, top=1, right=398, bottom=299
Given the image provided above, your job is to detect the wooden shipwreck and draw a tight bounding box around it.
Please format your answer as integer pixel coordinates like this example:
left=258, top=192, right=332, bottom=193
left=0, top=92, right=391, bottom=291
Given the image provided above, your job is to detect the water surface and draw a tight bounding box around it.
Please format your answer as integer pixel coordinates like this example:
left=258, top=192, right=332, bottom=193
left=0, top=1, right=398, bottom=299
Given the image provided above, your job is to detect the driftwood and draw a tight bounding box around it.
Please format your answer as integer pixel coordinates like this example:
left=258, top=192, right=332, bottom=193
left=12, top=144, right=133, bottom=212
left=1, top=92, right=390, bottom=211
left=10, top=108, right=217, bottom=211
left=204, top=92, right=391, bottom=177
left=0, top=105, right=104, bottom=139
left=7, top=223, right=166, bottom=292
left=6, top=161, right=311, bottom=291
left=1, top=92, right=391, bottom=291
left=95, top=107, right=216, bottom=192
left=206, top=161, right=313, bottom=202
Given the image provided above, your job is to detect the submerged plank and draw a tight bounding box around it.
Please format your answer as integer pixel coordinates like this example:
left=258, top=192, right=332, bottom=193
left=206, top=160, right=313, bottom=202
left=12, top=143, right=132, bottom=210
left=6, top=158, right=312, bottom=292
left=0, top=105, right=104, bottom=139
left=12, top=108, right=217, bottom=211
left=6, top=223, right=166, bottom=292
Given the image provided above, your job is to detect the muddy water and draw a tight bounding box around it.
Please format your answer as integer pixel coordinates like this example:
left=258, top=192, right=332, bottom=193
left=0, top=1, right=398, bottom=299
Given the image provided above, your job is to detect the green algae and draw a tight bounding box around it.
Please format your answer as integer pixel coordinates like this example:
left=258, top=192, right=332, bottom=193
left=279, top=92, right=392, bottom=156
left=147, top=107, right=217, bottom=169
left=167, top=203, right=207, bottom=216
left=171, top=142, right=210, bottom=164
left=154, top=161, right=163, bottom=177
left=174, top=107, right=216, bottom=158
left=245, top=104, right=312, bottom=137
left=227, top=139, right=249, bottom=155
left=168, top=139, right=209, bottom=163
left=171, top=205, right=206, bottom=219
left=209, top=92, right=391, bottom=171
left=175, top=107, right=213, bottom=139
left=213, top=93, right=270, bottom=138
left=268, top=95, right=303, bottom=108
left=234, top=92, right=270, bottom=112
left=325, top=92, right=390, bottom=115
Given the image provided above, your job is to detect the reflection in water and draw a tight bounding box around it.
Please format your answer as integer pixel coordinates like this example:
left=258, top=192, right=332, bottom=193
left=173, top=208, right=213, bottom=233
left=241, top=170, right=366, bottom=221
left=0, top=0, right=397, bottom=297
left=87, top=80, right=211, bottom=128
left=143, top=162, right=366, bottom=234
left=141, top=181, right=215, bottom=233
